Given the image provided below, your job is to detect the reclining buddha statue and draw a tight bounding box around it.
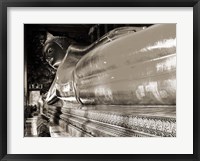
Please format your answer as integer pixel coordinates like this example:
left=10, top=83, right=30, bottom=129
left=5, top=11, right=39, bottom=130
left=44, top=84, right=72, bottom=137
left=44, top=24, right=176, bottom=106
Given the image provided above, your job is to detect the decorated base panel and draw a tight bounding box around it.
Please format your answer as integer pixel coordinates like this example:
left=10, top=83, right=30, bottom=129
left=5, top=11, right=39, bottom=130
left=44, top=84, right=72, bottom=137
left=46, top=104, right=176, bottom=137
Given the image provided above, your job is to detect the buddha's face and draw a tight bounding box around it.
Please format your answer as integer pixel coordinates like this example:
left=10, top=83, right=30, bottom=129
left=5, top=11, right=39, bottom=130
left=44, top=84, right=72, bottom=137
left=43, top=41, right=65, bottom=69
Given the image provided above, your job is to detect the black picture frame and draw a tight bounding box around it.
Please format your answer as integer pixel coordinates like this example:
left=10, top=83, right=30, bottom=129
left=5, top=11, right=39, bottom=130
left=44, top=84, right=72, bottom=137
left=0, top=0, right=199, bottom=160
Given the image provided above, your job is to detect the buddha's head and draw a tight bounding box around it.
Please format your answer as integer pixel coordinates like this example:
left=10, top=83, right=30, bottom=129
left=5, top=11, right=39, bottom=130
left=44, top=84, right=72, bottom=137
left=43, top=32, right=74, bottom=69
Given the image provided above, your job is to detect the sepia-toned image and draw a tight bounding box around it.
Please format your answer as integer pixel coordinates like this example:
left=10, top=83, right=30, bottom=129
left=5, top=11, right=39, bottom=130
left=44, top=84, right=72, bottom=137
left=24, top=24, right=176, bottom=137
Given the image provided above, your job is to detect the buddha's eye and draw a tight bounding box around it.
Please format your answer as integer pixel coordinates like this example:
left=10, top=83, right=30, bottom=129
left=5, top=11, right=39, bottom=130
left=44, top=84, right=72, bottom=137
left=47, top=47, right=54, bottom=55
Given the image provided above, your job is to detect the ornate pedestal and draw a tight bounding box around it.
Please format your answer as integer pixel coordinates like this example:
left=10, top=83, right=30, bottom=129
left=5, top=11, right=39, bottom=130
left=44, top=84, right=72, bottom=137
left=47, top=104, right=176, bottom=137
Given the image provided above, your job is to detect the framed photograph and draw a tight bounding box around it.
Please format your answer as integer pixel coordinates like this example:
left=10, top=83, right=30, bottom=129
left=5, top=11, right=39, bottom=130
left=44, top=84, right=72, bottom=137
left=0, top=0, right=199, bottom=160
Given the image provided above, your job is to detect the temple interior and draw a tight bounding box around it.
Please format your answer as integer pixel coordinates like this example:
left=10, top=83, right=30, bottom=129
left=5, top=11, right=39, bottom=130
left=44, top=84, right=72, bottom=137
left=24, top=24, right=176, bottom=137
